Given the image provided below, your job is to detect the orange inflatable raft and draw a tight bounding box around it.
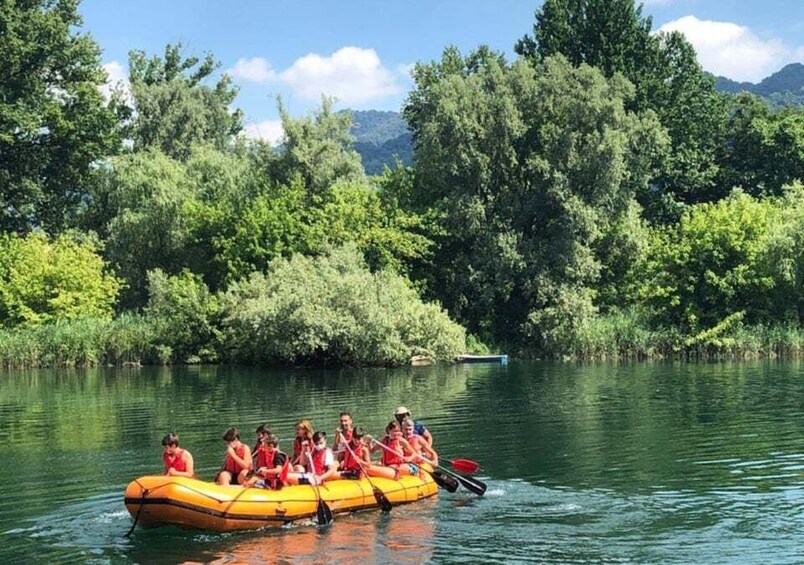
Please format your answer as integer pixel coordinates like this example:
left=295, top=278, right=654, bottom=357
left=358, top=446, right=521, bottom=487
left=124, top=468, right=438, bottom=532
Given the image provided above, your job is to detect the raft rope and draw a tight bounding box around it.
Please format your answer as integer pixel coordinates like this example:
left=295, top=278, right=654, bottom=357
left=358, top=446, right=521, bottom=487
left=124, top=478, right=182, bottom=537
left=124, top=479, right=150, bottom=537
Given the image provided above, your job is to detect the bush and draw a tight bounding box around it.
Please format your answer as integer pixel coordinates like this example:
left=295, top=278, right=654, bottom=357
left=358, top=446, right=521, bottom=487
left=0, top=232, right=122, bottom=327
left=145, top=269, right=220, bottom=362
left=219, top=245, right=466, bottom=366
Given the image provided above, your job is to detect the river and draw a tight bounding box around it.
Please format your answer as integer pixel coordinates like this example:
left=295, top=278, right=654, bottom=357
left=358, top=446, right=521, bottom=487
left=1, top=361, right=804, bottom=563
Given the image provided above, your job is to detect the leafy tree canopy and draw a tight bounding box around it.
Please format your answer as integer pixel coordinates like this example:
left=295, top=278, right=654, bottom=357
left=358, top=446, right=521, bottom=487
left=126, top=43, right=243, bottom=160
left=0, top=0, right=121, bottom=233
left=403, top=47, right=667, bottom=354
left=516, top=0, right=728, bottom=218
left=0, top=232, right=122, bottom=326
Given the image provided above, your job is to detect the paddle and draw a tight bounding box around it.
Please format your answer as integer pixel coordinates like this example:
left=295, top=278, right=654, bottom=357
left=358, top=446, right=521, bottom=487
left=306, top=452, right=333, bottom=526
left=400, top=450, right=486, bottom=496
left=433, top=463, right=487, bottom=496
left=343, top=440, right=393, bottom=512
left=370, top=438, right=459, bottom=493
left=445, top=458, right=480, bottom=474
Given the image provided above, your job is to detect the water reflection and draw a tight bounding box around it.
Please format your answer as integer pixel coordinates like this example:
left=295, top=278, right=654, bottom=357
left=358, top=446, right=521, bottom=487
left=4, top=361, right=804, bottom=562
left=197, top=508, right=435, bottom=565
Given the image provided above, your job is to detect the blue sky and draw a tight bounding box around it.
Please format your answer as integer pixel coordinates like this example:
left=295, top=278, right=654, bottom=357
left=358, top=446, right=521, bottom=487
left=82, top=0, right=803, bottom=143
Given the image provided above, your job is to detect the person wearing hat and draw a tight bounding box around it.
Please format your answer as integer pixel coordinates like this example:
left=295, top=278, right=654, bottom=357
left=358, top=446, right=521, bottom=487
left=394, top=406, right=433, bottom=446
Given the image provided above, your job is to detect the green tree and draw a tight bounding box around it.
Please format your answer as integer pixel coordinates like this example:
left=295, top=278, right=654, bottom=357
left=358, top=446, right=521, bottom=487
left=758, top=183, right=804, bottom=323
left=94, top=149, right=194, bottom=307
left=0, top=0, right=121, bottom=232
left=642, top=190, right=778, bottom=332
left=403, top=48, right=666, bottom=354
left=266, top=97, right=366, bottom=194
left=516, top=0, right=728, bottom=217
left=127, top=43, right=243, bottom=160
left=0, top=232, right=122, bottom=326
left=719, top=93, right=804, bottom=196
left=145, top=269, right=219, bottom=362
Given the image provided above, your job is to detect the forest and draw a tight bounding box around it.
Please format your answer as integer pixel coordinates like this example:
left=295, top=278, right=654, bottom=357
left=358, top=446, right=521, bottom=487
left=1, top=0, right=803, bottom=367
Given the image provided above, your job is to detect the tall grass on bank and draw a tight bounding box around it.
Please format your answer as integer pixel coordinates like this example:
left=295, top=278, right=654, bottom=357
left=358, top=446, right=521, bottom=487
left=0, top=314, right=166, bottom=369
left=571, top=309, right=804, bottom=360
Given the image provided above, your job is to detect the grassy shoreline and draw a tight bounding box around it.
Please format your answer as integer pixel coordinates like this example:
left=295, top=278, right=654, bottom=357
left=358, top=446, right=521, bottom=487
left=0, top=313, right=802, bottom=369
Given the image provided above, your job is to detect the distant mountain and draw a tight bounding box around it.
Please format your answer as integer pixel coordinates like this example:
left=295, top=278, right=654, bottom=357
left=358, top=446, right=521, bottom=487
left=348, top=110, right=413, bottom=175
left=714, top=63, right=804, bottom=107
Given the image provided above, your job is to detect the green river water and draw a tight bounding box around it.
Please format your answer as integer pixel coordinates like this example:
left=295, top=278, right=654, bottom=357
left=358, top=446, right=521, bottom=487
left=1, top=361, right=804, bottom=563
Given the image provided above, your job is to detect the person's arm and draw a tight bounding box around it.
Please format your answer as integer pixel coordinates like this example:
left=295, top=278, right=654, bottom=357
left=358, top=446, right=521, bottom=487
left=166, top=452, right=196, bottom=477
left=360, top=445, right=371, bottom=464
left=422, top=428, right=433, bottom=446
left=228, top=446, right=252, bottom=470
left=420, top=442, right=438, bottom=467
left=317, top=450, right=340, bottom=482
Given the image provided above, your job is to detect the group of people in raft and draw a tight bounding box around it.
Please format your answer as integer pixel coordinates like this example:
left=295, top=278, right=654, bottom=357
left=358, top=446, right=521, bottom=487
left=161, top=407, right=438, bottom=489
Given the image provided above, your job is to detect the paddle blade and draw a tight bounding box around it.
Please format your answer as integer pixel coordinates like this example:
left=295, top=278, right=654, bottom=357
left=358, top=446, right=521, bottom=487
left=431, top=470, right=459, bottom=493
left=455, top=473, right=487, bottom=496
left=450, top=459, right=480, bottom=474
left=373, top=486, right=393, bottom=512
left=317, top=499, right=333, bottom=525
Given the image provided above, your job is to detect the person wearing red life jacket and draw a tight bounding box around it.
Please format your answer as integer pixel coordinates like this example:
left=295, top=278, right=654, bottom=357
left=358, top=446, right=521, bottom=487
left=245, top=433, right=288, bottom=489
left=216, top=427, right=252, bottom=486
left=162, top=432, right=195, bottom=478
left=285, top=431, right=339, bottom=485
left=366, top=421, right=419, bottom=480
left=401, top=418, right=438, bottom=466
left=252, top=423, right=270, bottom=458
left=337, top=426, right=370, bottom=479
left=332, top=411, right=354, bottom=463
left=291, top=419, right=314, bottom=472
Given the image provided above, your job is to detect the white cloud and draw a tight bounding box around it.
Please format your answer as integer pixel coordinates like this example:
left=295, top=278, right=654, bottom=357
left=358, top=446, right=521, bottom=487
left=657, top=15, right=793, bottom=82
left=241, top=119, right=285, bottom=146
left=279, top=47, right=400, bottom=104
left=229, top=57, right=277, bottom=83
left=100, top=60, right=130, bottom=102
left=229, top=47, right=401, bottom=105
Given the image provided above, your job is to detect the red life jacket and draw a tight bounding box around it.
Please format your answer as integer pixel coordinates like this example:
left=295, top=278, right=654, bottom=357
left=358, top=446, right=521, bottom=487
left=342, top=440, right=364, bottom=471
left=381, top=437, right=404, bottom=466
left=256, top=445, right=275, bottom=469
left=163, top=448, right=188, bottom=474
left=224, top=444, right=249, bottom=474
left=311, top=447, right=332, bottom=475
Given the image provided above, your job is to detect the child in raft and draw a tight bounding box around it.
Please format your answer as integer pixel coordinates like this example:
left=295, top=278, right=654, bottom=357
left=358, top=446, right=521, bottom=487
left=366, top=420, right=421, bottom=480
left=336, top=426, right=371, bottom=479
left=401, top=417, right=439, bottom=467
left=161, top=432, right=195, bottom=478
left=285, top=431, right=340, bottom=485
left=291, top=419, right=314, bottom=472
left=245, top=433, right=288, bottom=489
left=216, top=427, right=253, bottom=486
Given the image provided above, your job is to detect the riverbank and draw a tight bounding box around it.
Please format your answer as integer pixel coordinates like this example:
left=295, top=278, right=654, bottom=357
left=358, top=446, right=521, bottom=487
left=1, top=312, right=802, bottom=369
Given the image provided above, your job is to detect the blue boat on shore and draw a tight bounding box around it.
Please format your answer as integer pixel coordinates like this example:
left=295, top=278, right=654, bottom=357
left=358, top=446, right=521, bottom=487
left=456, top=354, right=508, bottom=365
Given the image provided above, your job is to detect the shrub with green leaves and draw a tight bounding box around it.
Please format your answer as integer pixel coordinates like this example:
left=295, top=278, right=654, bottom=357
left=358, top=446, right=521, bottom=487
left=219, top=245, right=466, bottom=366
left=145, top=269, right=220, bottom=362
left=0, top=233, right=122, bottom=327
